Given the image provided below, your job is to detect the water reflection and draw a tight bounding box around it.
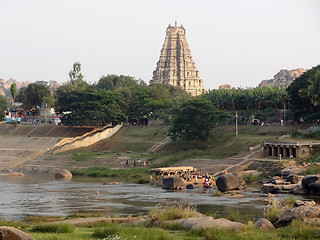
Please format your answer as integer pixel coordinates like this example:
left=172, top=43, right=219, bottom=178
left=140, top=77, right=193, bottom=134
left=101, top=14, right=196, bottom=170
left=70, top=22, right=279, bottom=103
left=0, top=174, right=315, bottom=221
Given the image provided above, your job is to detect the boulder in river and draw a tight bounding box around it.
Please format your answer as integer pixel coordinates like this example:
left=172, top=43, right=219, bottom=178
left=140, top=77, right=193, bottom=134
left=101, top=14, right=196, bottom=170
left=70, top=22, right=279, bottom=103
left=0, top=226, right=36, bottom=240
left=216, top=173, right=245, bottom=192
left=55, top=169, right=73, bottom=179
left=301, top=174, right=320, bottom=189
left=186, top=184, right=195, bottom=189
left=293, top=185, right=308, bottom=195
left=286, top=174, right=299, bottom=184
left=280, top=167, right=305, bottom=177
left=162, top=177, right=184, bottom=190
left=293, top=200, right=316, bottom=207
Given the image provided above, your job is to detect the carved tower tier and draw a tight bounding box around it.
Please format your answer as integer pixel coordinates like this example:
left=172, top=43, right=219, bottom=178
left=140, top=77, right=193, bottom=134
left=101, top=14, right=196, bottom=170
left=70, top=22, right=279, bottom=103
left=150, top=23, right=204, bottom=96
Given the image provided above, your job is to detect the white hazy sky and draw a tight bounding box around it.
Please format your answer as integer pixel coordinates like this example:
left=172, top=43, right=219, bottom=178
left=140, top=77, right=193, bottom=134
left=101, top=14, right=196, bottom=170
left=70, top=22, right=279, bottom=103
left=1, top=0, right=320, bottom=90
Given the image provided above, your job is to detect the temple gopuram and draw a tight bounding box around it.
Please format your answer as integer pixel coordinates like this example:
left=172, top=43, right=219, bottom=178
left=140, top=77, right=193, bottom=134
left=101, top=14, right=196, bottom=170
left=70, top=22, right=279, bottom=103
left=150, top=22, right=205, bottom=96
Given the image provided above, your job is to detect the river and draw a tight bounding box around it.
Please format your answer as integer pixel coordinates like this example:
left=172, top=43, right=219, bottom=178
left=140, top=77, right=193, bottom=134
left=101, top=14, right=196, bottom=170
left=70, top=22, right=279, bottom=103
left=0, top=173, right=316, bottom=221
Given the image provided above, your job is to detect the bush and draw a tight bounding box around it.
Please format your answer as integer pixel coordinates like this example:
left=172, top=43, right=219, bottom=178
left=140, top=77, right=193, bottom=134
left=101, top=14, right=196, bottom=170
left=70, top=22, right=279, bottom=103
left=148, top=203, right=197, bottom=223
left=264, top=199, right=285, bottom=223
left=307, top=165, right=320, bottom=174
left=243, top=174, right=258, bottom=183
left=227, top=210, right=250, bottom=224
left=31, top=223, right=74, bottom=233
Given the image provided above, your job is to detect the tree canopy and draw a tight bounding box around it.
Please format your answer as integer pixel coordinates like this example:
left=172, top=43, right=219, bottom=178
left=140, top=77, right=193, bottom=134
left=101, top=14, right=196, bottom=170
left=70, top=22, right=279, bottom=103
left=10, top=83, right=17, bottom=100
left=0, top=95, right=8, bottom=120
left=204, top=86, right=288, bottom=111
left=287, top=65, right=320, bottom=121
left=16, top=83, right=52, bottom=109
left=170, top=97, right=229, bottom=142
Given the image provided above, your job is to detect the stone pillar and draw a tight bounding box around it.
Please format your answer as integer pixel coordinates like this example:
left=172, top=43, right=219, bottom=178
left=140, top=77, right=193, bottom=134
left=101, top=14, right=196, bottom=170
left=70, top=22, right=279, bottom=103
left=289, top=147, right=293, bottom=157
left=283, top=147, right=287, bottom=157
left=271, top=146, right=275, bottom=156
left=278, top=146, right=282, bottom=157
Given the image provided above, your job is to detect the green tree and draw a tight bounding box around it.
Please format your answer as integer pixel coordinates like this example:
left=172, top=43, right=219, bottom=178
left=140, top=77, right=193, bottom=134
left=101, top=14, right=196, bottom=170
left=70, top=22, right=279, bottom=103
left=10, top=83, right=17, bottom=100
left=16, top=83, right=52, bottom=109
left=56, top=88, right=126, bottom=126
left=287, top=65, right=320, bottom=120
left=69, top=62, right=88, bottom=88
left=170, top=97, right=229, bottom=142
left=0, top=95, right=8, bottom=120
left=96, top=74, right=142, bottom=91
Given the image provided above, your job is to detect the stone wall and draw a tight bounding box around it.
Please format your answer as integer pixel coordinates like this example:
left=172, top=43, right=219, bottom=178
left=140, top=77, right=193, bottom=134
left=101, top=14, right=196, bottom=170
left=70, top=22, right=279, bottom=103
left=54, top=124, right=122, bottom=154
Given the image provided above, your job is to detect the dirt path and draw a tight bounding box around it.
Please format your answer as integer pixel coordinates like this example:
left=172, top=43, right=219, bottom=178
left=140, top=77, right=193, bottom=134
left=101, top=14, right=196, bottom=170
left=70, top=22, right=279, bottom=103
left=172, top=147, right=264, bottom=176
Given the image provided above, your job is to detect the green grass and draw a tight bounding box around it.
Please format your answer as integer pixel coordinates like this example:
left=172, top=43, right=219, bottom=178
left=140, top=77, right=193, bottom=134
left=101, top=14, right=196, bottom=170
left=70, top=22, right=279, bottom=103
left=60, top=125, right=301, bottom=178
left=190, top=220, right=320, bottom=240
left=71, top=166, right=150, bottom=184
left=307, top=165, right=320, bottom=174
left=92, top=224, right=172, bottom=240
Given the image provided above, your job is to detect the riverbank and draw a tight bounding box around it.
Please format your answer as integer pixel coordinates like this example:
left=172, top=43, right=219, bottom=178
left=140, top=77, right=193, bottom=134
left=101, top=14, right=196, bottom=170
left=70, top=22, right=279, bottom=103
left=2, top=200, right=319, bottom=240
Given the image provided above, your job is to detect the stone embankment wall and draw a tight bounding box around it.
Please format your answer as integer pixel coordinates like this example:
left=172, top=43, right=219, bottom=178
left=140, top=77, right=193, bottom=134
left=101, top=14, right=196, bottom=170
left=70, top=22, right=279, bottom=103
left=54, top=124, right=122, bottom=154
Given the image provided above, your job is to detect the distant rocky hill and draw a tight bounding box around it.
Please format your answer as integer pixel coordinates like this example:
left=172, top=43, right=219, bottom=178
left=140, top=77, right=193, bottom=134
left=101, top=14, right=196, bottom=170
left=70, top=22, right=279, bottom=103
left=258, top=68, right=306, bottom=88
left=0, top=78, right=60, bottom=98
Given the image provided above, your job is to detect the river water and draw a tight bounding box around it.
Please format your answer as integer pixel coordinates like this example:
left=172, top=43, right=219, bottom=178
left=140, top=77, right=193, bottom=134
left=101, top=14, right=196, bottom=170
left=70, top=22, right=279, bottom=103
left=0, top=173, right=317, bottom=221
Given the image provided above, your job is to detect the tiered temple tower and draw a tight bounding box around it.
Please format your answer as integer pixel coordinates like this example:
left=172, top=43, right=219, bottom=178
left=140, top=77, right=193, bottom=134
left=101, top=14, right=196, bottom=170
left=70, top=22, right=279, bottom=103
left=150, top=23, right=204, bottom=96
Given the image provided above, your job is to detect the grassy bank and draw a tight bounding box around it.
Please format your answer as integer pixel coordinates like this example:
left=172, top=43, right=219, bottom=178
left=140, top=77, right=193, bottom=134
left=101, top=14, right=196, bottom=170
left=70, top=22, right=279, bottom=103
left=23, top=221, right=320, bottom=240
left=65, top=125, right=286, bottom=168
left=71, top=167, right=150, bottom=183
left=3, top=203, right=319, bottom=240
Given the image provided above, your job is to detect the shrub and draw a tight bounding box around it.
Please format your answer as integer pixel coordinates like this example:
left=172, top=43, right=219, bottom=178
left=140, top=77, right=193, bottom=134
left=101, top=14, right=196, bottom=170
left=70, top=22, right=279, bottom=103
left=148, top=202, right=197, bottom=223
left=243, top=174, right=258, bottom=183
left=227, top=210, right=250, bottom=224
left=31, top=223, right=74, bottom=233
left=264, top=199, right=285, bottom=223
left=284, top=196, right=297, bottom=207
left=307, top=165, right=320, bottom=174
left=212, top=191, right=223, bottom=196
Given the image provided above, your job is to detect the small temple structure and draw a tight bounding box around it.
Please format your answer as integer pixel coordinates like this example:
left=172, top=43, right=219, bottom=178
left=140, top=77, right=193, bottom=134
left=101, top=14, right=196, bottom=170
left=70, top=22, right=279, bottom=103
left=150, top=22, right=205, bottom=96
left=263, top=141, right=320, bottom=158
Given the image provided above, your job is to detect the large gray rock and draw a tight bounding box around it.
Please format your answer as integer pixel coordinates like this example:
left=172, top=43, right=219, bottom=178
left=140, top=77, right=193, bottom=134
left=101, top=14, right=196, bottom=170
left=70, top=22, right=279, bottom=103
left=293, top=200, right=316, bottom=207
left=55, top=169, right=73, bottom=179
left=287, top=174, right=299, bottom=184
left=0, top=226, right=36, bottom=240
left=301, top=175, right=320, bottom=189
left=191, top=218, right=244, bottom=231
left=254, top=218, right=275, bottom=230
left=262, top=184, right=282, bottom=193
left=274, top=205, right=320, bottom=227
left=216, top=173, right=244, bottom=192
left=280, top=167, right=305, bottom=177
left=164, top=217, right=244, bottom=230
left=293, top=185, right=308, bottom=195
left=309, top=180, right=320, bottom=195
left=186, top=184, right=195, bottom=189
left=162, top=177, right=184, bottom=190
left=282, top=184, right=298, bottom=191
left=268, top=176, right=281, bottom=183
